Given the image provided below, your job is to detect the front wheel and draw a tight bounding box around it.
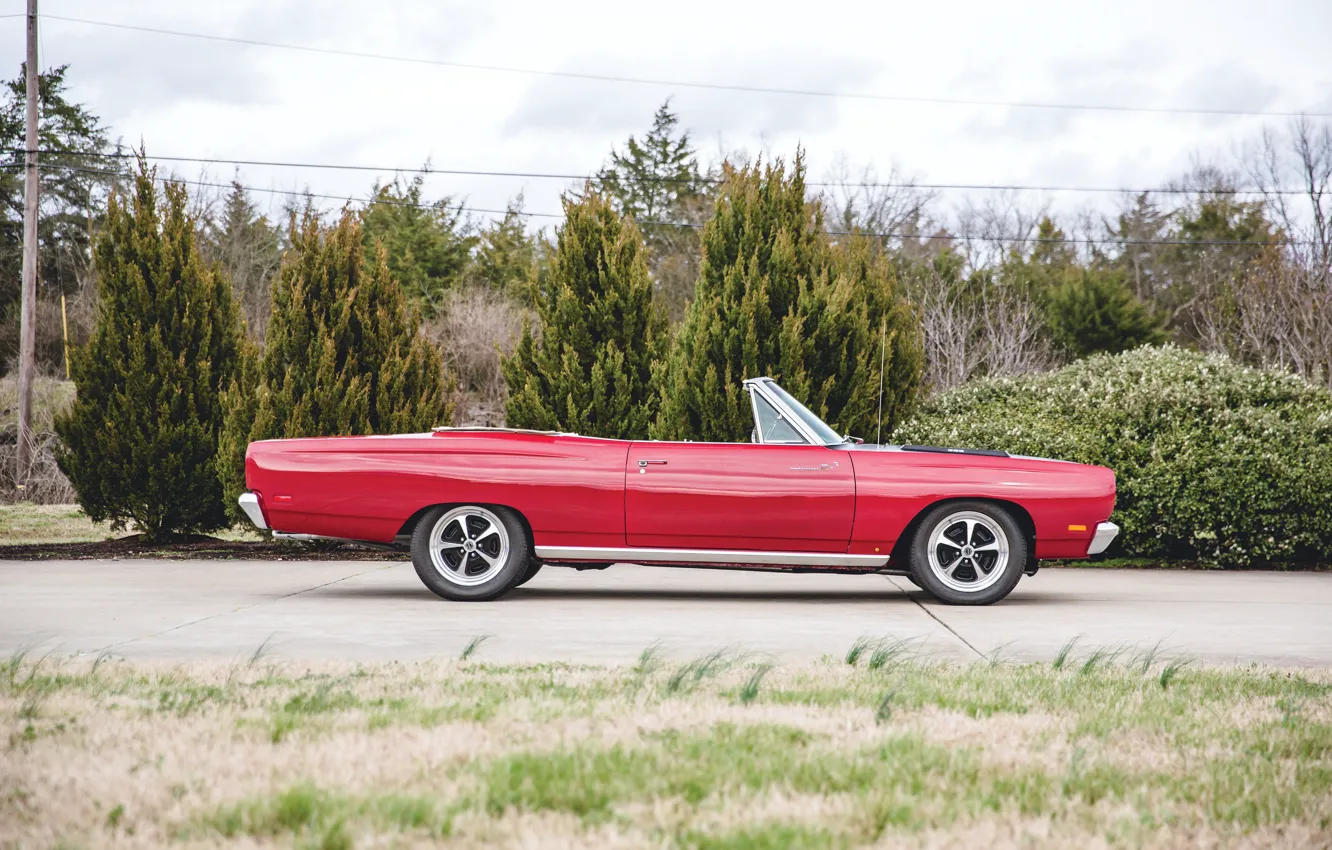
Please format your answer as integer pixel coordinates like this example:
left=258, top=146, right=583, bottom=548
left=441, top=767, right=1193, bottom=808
left=909, top=501, right=1027, bottom=606
left=411, top=505, right=532, bottom=601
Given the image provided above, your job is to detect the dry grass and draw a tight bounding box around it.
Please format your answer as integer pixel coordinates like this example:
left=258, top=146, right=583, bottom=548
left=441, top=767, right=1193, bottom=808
left=0, top=503, right=262, bottom=546
left=0, top=503, right=115, bottom=544
left=0, top=375, right=77, bottom=505
left=1, top=651, right=1329, bottom=849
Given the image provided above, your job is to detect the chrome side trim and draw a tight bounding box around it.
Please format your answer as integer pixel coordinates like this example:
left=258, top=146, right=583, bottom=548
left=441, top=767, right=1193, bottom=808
left=1087, top=521, right=1119, bottom=555
left=534, top=545, right=889, bottom=568
left=238, top=492, right=267, bottom=530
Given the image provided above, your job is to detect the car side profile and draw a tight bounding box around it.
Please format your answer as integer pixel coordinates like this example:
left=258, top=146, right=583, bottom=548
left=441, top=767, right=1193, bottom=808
left=239, top=378, right=1118, bottom=605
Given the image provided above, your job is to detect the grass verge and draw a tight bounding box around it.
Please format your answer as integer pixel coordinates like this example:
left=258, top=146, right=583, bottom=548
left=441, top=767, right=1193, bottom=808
left=1, top=647, right=1329, bottom=848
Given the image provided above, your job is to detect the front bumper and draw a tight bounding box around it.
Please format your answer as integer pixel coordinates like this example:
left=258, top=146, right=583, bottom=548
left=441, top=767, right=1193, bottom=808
left=238, top=492, right=267, bottom=530
left=1087, top=521, right=1119, bottom=555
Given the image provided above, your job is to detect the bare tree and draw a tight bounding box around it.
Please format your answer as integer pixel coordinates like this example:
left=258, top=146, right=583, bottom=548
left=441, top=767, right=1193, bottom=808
left=1196, top=256, right=1332, bottom=389
left=1244, top=117, right=1332, bottom=283
left=953, top=191, right=1051, bottom=270
left=820, top=156, right=937, bottom=247
left=425, top=286, right=535, bottom=426
left=911, top=268, right=1057, bottom=392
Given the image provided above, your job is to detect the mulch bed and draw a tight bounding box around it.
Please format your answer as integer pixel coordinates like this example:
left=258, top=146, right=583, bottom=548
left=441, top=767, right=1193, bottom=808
left=0, top=534, right=407, bottom=561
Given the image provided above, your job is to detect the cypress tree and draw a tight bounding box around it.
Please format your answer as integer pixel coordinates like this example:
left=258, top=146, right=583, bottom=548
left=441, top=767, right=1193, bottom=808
left=56, top=162, right=242, bottom=540
left=654, top=155, right=924, bottom=442
left=653, top=155, right=823, bottom=441
left=218, top=209, right=450, bottom=514
left=779, top=236, right=924, bottom=439
left=502, top=189, right=666, bottom=438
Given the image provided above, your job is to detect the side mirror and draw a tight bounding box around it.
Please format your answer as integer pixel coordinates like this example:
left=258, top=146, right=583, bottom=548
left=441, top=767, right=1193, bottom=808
left=844, top=434, right=865, bottom=445
left=751, top=428, right=760, bottom=444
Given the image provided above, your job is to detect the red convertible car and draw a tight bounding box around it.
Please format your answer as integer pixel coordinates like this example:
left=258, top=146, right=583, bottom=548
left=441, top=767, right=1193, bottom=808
left=238, top=378, right=1117, bottom=605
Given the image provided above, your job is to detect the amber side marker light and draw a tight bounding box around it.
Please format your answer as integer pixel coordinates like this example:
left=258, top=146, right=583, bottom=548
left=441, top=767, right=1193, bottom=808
left=1068, top=524, right=1087, bottom=532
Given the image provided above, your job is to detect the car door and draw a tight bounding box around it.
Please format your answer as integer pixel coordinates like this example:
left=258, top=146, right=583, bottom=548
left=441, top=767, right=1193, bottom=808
left=624, top=439, right=856, bottom=552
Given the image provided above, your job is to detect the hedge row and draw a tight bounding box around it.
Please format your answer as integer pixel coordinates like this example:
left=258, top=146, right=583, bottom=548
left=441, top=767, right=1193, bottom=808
left=893, top=346, right=1332, bottom=566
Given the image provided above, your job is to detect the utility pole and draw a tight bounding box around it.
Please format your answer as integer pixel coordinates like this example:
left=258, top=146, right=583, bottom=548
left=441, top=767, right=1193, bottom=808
left=15, top=0, right=38, bottom=493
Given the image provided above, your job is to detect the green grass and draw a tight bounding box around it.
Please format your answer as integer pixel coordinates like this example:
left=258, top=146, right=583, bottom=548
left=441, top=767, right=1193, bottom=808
left=204, top=782, right=454, bottom=842
left=4, top=649, right=1330, bottom=847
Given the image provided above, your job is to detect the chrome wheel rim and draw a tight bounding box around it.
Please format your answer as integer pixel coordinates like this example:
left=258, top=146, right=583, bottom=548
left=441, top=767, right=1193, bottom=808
left=429, top=507, right=509, bottom=587
left=926, top=511, right=1010, bottom=594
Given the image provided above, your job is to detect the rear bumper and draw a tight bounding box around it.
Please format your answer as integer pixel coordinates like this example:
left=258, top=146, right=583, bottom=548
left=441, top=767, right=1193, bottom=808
left=238, top=492, right=267, bottom=530
left=1087, top=521, right=1119, bottom=555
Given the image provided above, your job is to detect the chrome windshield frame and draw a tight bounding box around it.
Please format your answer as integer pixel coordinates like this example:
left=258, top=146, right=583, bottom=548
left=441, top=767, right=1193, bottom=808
left=743, top=378, right=835, bottom=446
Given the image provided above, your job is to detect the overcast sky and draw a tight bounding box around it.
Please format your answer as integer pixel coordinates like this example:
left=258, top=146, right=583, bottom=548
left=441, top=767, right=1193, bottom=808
left=7, top=0, right=1332, bottom=231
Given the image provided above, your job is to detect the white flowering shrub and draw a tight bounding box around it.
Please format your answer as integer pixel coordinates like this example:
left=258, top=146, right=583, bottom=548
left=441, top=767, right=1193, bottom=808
left=893, top=345, right=1332, bottom=566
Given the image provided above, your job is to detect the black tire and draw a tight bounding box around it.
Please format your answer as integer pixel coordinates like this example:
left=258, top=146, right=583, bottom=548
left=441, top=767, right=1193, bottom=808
left=512, top=560, right=543, bottom=588
left=411, top=505, right=532, bottom=601
left=909, top=501, right=1027, bottom=606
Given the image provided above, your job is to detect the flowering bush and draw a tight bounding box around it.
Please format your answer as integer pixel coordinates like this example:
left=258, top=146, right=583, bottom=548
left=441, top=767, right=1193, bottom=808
left=893, top=345, right=1332, bottom=565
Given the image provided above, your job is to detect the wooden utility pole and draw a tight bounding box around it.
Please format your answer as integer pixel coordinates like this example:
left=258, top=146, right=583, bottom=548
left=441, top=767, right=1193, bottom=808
left=15, top=0, right=38, bottom=492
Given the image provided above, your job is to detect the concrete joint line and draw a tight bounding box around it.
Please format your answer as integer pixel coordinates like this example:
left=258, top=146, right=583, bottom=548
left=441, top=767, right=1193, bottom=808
left=887, top=576, right=985, bottom=660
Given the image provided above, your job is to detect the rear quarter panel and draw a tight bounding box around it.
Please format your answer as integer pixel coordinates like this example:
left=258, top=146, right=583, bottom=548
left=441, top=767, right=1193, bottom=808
left=245, top=432, right=629, bottom=545
left=846, top=450, right=1116, bottom=560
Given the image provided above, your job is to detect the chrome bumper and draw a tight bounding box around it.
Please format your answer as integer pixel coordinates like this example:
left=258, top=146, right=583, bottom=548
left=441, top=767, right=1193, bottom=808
left=1087, top=521, right=1119, bottom=555
left=238, top=492, right=267, bottom=530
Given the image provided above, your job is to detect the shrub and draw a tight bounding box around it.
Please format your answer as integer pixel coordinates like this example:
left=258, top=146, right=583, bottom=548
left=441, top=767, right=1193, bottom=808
left=893, top=345, right=1332, bottom=565
left=56, top=166, right=243, bottom=539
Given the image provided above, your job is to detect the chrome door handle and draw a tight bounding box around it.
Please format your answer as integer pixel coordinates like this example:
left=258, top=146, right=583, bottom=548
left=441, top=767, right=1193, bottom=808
left=638, top=459, right=668, bottom=466
left=789, top=463, right=835, bottom=471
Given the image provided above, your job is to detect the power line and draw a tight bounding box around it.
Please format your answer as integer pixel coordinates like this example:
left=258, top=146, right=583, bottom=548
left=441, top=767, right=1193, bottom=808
left=40, top=13, right=1332, bottom=120
left=8, top=148, right=1308, bottom=196
left=31, top=160, right=1308, bottom=248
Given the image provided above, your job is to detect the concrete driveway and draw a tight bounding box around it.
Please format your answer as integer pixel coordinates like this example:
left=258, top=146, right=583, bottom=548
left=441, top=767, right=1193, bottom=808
left=2, top=559, right=1330, bottom=666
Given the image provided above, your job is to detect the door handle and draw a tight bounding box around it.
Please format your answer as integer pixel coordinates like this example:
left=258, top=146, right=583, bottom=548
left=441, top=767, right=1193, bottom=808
left=637, top=459, right=668, bottom=466
left=789, top=463, right=836, bottom=471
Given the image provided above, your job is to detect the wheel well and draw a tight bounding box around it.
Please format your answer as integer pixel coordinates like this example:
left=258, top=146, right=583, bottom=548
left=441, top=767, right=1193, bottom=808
left=396, top=503, right=536, bottom=551
left=888, top=497, right=1038, bottom=573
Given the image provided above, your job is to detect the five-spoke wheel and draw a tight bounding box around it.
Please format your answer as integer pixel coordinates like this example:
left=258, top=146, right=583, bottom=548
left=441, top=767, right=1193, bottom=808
left=411, top=505, right=533, bottom=601
left=910, top=501, right=1026, bottom=605
left=428, top=507, right=511, bottom=587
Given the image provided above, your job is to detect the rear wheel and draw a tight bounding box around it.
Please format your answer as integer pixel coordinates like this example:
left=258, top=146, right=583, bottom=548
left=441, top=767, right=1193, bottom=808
left=411, top=505, right=531, bottom=601
left=909, top=501, right=1026, bottom=606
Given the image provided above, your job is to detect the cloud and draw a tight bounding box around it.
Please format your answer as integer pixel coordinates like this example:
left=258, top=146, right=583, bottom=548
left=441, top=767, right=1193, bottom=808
left=503, top=48, right=877, bottom=139
left=1173, top=63, right=1280, bottom=120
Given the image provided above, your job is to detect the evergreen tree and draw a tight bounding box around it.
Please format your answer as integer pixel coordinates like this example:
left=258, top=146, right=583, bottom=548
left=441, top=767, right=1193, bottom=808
left=1110, top=192, right=1171, bottom=301
left=596, top=99, right=705, bottom=227
left=502, top=188, right=666, bottom=438
left=1003, top=217, right=1077, bottom=303
left=1046, top=268, right=1166, bottom=358
left=1, top=63, right=121, bottom=372
left=652, top=154, right=826, bottom=442
left=654, top=155, right=925, bottom=442
left=596, top=100, right=711, bottom=320
left=55, top=162, right=243, bottom=540
left=218, top=209, right=451, bottom=514
left=779, top=236, right=924, bottom=439
left=466, top=195, right=537, bottom=301
left=359, top=173, right=474, bottom=316
left=202, top=180, right=281, bottom=341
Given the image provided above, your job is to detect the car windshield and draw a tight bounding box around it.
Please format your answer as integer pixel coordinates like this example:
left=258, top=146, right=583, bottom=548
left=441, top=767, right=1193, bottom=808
left=766, top=382, right=845, bottom=446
